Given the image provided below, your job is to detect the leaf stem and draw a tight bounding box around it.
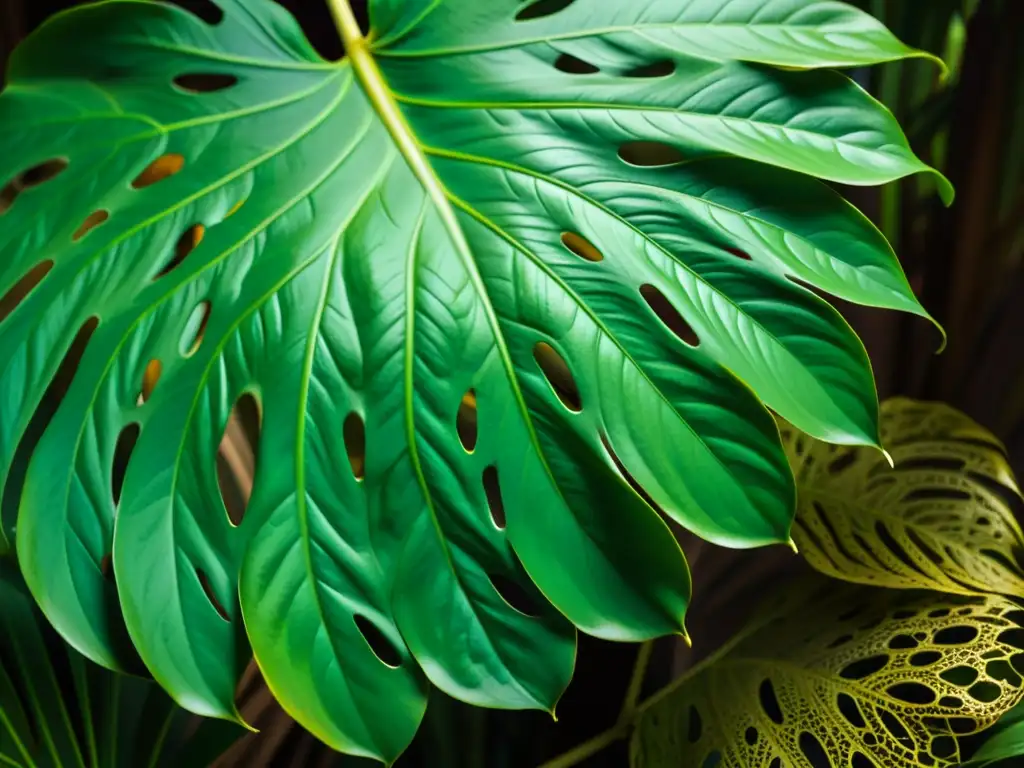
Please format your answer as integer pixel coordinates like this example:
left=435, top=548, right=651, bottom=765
left=537, top=642, right=654, bottom=768
left=325, top=0, right=364, bottom=52
left=619, top=641, right=654, bottom=725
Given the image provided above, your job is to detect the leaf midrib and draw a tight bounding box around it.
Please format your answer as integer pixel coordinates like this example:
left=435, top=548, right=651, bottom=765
left=337, top=9, right=569, bottom=706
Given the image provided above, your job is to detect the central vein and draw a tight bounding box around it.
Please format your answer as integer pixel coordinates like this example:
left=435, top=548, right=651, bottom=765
left=326, top=0, right=470, bottom=259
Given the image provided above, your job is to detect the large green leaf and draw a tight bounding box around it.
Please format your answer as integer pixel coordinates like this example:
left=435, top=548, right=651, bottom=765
left=0, top=561, right=240, bottom=768
left=0, top=0, right=944, bottom=761
left=783, top=398, right=1024, bottom=597
left=631, top=582, right=1024, bottom=768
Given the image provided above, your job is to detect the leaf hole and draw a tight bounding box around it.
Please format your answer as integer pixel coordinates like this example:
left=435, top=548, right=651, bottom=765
left=618, top=141, right=686, bottom=167
left=687, top=706, right=702, bottom=742
left=930, top=736, right=955, bottom=759
left=561, top=232, right=603, bottom=262
left=483, top=465, right=506, bottom=529
left=907, top=529, right=945, bottom=566
left=180, top=300, right=211, bottom=357
left=217, top=392, right=260, bottom=527
left=72, top=210, right=110, bottom=242
left=490, top=571, right=541, bottom=618
left=840, top=654, right=889, bottom=680
left=640, top=284, right=699, bottom=347
left=902, top=487, right=972, bottom=503
left=534, top=342, right=581, bottom=412
left=887, top=682, right=937, bottom=704
left=701, top=751, right=721, bottom=768
left=879, top=710, right=912, bottom=746
left=623, top=60, right=676, bottom=78
left=196, top=567, right=230, bottom=621
left=131, top=153, right=185, bottom=189
left=162, top=0, right=224, bottom=24
left=515, top=0, right=575, bottom=20
left=934, top=626, right=979, bottom=645
left=827, top=451, right=857, bottom=474
left=354, top=614, right=402, bottom=668
left=837, top=693, right=865, bottom=728
left=967, top=681, right=1001, bottom=703
left=344, top=412, right=366, bottom=480
left=799, top=732, right=830, bottom=768
left=726, top=247, right=752, bottom=261
left=758, top=679, right=784, bottom=724
left=158, top=224, right=205, bottom=279
left=888, top=634, right=918, bottom=650
left=938, top=695, right=964, bottom=708
left=111, top=423, right=140, bottom=507
left=456, top=389, right=478, bottom=452
left=0, top=261, right=53, bottom=325
left=1, top=159, right=69, bottom=214
left=554, top=53, right=600, bottom=74
left=744, top=727, right=758, bottom=746
left=173, top=73, right=238, bottom=93
left=137, top=359, right=162, bottom=405
left=986, top=659, right=1021, bottom=686
left=910, top=651, right=942, bottom=667
left=946, top=716, right=977, bottom=734
left=851, top=753, right=877, bottom=768
left=897, top=456, right=966, bottom=472
left=874, top=521, right=925, bottom=575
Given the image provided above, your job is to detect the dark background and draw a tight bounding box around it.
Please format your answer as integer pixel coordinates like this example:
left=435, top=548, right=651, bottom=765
left=2, top=0, right=1023, bottom=766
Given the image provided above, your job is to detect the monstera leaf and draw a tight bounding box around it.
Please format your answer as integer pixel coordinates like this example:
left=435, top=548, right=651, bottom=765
left=0, top=561, right=240, bottom=768
left=783, top=398, right=1024, bottom=597
left=0, top=0, right=946, bottom=761
left=631, top=583, right=1024, bottom=768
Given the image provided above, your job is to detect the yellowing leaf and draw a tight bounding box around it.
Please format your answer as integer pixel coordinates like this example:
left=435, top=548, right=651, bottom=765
left=782, top=398, right=1024, bottom=596
left=631, top=584, right=1024, bottom=768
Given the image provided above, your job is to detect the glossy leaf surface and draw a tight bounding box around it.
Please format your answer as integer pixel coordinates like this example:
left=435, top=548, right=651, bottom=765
left=0, top=0, right=942, bottom=760
left=631, top=583, right=1024, bottom=768
left=784, top=398, right=1024, bottom=596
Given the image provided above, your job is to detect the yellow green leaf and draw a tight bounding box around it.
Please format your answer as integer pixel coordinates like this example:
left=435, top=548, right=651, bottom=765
left=631, top=583, right=1024, bottom=768
left=782, top=398, right=1024, bottom=596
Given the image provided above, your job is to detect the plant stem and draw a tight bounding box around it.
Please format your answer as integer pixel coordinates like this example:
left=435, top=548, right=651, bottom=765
left=619, top=641, right=653, bottom=725
left=325, top=0, right=365, bottom=52
left=536, top=642, right=654, bottom=768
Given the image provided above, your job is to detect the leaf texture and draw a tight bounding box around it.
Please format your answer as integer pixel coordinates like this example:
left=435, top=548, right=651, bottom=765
left=631, top=583, right=1024, bottom=768
left=0, top=0, right=944, bottom=760
left=784, top=398, right=1024, bottom=597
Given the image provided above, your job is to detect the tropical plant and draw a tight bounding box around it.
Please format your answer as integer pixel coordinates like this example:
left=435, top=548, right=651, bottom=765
left=548, top=399, right=1024, bottom=768
left=2, top=0, right=1001, bottom=764
left=0, top=560, right=241, bottom=768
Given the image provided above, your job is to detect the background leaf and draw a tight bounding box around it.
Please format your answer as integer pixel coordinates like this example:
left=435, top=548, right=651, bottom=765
left=784, top=397, right=1024, bottom=596
left=631, top=582, right=1024, bottom=768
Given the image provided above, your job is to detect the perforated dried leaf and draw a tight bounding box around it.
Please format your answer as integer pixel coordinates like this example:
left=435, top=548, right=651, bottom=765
left=782, top=398, right=1024, bottom=596
left=631, top=584, right=1024, bottom=768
